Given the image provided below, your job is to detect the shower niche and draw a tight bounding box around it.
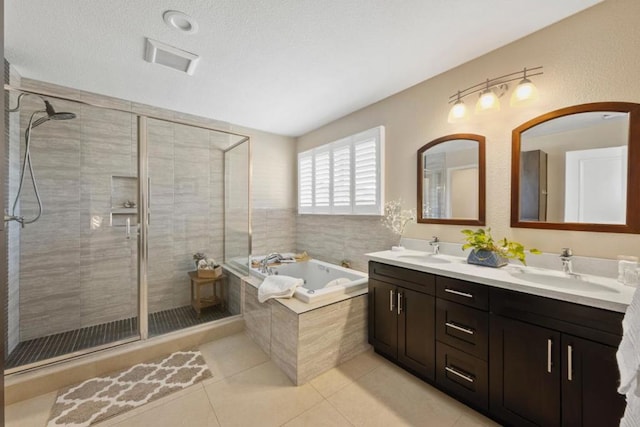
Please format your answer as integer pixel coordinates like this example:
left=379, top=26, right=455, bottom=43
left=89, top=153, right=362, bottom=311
left=110, top=175, right=138, bottom=227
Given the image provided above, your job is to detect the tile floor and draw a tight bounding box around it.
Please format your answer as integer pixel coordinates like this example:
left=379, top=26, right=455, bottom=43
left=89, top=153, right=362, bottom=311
left=5, top=332, right=501, bottom=427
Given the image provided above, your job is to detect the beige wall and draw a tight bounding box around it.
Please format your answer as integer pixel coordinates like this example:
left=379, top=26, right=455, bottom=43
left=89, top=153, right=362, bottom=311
left=297, top=0, right=640, bottom=260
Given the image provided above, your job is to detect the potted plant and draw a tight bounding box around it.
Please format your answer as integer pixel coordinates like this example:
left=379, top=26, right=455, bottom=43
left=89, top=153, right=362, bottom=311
left=461, top=228, right=540, bottom=267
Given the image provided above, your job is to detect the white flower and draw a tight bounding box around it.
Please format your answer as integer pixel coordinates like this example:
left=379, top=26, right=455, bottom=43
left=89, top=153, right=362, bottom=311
left=381, top=199, right=416, bottom=236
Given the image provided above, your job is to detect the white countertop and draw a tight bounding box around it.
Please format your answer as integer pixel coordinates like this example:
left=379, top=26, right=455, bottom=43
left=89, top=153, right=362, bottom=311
left=366, top=250, right=635, bottom=313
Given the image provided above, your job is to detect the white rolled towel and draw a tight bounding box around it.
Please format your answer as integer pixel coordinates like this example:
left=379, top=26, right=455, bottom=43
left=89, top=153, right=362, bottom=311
left=618, top=286, right=640, bottom=426
left=324, top=278, right=351, bottom=288
left=258, top=275, right=303, bottom=303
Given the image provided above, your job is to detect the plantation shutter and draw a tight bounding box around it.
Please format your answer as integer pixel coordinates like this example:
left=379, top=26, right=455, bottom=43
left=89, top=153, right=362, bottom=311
left=354, top=137, right=377, bottom=210
left=332, top=140, right=351, bottom=213
left=298, top=152, right=313, bottom=214
left=314, top=149, right=331, bottom=212
left=297, top=126, right=384, bottom=215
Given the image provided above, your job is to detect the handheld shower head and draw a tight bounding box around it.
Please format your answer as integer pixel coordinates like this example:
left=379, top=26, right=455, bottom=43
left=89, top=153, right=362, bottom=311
left=44, top=100, right=77, bottom=120
left=9, top=93, right=77, bottom=126
left=30, top=100, right=77, bottom=128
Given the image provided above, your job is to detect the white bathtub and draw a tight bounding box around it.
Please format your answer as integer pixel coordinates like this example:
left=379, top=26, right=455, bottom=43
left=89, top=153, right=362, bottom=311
left=251, top=258, right=368, bottom=303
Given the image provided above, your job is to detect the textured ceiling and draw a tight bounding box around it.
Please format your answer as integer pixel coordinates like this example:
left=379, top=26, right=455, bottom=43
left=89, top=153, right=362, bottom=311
left=5, top=0, right=601, bottom=136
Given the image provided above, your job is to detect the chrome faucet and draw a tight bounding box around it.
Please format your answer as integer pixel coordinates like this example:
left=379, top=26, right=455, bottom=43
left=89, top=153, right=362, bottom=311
left=260, top=252, right=284, bottom=274
left=560, top=248, right=580, bottom=278
left=429, top=236, right=440, bottom=255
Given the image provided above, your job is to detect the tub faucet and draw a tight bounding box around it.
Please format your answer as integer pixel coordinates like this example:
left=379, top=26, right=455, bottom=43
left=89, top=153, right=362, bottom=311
left=260, top=252, right=283, bottom=274
left=429, top=236, right=440, bottom=255
left=560, top=248, right=580, bottom=278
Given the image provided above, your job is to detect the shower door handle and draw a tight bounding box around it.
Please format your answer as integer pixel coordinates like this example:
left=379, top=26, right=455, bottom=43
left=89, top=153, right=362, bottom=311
left=125, top=217, right=131, bottom=240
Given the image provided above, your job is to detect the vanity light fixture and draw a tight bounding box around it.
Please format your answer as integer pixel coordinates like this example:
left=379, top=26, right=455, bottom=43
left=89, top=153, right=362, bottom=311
left=475, top=79, right=502, bottom=113
left=447, top=91, right=468, bottom=123
left=510, top=68, right=539, bottom=107
left=447, top=66, right=543, bottom=123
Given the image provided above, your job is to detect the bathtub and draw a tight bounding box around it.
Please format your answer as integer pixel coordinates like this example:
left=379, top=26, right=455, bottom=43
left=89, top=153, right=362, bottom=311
left=251, top=258, right=368, bottom=303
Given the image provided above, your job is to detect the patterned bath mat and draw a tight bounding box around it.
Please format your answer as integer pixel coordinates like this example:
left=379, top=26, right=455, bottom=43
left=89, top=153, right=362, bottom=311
left=47, top=350, right=212, bottom=426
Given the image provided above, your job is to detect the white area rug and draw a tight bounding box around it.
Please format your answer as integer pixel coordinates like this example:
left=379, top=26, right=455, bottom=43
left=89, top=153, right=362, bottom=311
left=47, top=350, right=212, bottom=426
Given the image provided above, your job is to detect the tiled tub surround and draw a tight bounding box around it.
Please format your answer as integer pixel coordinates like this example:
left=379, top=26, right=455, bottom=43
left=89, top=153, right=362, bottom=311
left=296, top=214, right=398, bottom=273
left=242, top=273, right=370, bottom=385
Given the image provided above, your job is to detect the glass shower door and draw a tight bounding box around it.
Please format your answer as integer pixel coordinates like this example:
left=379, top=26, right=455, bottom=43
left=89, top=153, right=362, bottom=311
left=5, top=96, right=140, bottom=371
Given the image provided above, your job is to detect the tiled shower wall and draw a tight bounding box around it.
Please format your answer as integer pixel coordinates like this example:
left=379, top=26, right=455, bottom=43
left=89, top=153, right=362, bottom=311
left=10, top=79, right=244, bottom=341
left=146, top=118, right=231, bottom=314
left=15, top=90, right=138, bottom=341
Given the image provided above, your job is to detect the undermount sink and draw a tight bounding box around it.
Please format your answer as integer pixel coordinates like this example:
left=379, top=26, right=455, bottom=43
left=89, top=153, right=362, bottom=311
left=510, top=271, right=620, bottom=293
left=396, top=254, right=451, bottom=264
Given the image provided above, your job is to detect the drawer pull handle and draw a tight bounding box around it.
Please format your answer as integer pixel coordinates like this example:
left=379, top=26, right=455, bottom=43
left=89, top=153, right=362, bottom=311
left=547, top=339, right=553, bottom=373
left=444, top=288, right=473, bottom=299
left=567, top=344, right=573, bottom=381
left=389, top=290, right=394, bottom=312
left=445, top=322, right=474, bottom=335
left=445, top=366, right=474, bottom=383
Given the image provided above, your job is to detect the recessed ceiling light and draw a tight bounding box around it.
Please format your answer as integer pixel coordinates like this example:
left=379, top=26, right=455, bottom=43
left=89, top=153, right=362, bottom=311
left=163, top=10, right=199, bottom=34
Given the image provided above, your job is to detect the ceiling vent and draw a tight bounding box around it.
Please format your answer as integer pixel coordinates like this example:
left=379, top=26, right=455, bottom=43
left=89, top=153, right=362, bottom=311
left=144, top=38, right=200, bottom=75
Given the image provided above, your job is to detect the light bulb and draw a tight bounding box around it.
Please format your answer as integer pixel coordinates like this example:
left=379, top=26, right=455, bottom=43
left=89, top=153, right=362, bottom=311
left=510, top=78, right=539, bottom=107
left=475, top=89, right=500, bottom=113
left=447, top=100, right=467, bottom=123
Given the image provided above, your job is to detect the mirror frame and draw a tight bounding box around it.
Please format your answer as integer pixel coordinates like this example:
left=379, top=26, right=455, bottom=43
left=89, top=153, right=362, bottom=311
left=511, top=102, right=640, bottom=233
left=417, top=133, right=486, bottom=225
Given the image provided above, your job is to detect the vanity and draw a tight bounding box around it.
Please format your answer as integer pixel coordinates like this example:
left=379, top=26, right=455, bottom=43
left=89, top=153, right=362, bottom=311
left=366, top=250, right=634, bottom=427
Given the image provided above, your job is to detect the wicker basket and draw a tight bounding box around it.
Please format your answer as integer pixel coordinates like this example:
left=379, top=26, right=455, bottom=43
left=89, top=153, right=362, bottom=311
left=197, top=266, right=222, bottom=278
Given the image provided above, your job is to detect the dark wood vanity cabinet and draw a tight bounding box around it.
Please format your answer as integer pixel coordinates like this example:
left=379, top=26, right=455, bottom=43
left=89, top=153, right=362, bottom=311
left=490, top=315, right=562, bottom=426
left=435, top=277, right=490, bottom=411
left=368, top=261, right=627, bottom=427
left=490, top=288, right=626, bottom=427
left=368, top=262, right=435, bottom=380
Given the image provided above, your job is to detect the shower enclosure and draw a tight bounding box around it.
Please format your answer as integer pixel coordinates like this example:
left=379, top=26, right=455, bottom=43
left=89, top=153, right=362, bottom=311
left=4, top=86, right=250, bottom=372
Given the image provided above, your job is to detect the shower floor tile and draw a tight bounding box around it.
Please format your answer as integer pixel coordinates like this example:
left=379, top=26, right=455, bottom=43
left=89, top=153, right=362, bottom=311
left=6, top=305, right=232, bottom=370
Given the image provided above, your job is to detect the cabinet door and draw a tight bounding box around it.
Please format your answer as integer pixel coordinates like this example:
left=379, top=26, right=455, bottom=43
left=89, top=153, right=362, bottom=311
left=490, top=315, right=561, bottom=427
left=398, top=288, right=435, bottom=380
left=562, top=335, right=626, bottom=427
left=368, top=279, right=398, bottom=359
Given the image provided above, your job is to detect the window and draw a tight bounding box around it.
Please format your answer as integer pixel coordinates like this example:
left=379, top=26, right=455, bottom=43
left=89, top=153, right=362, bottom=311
left=298, top=126, right=384, bottom=215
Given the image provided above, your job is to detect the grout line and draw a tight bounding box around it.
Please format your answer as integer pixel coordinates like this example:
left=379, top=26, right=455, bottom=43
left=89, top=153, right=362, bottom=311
left=324, top=396, right=356, bottom=427
left=201, top=380, right=223, bottom=427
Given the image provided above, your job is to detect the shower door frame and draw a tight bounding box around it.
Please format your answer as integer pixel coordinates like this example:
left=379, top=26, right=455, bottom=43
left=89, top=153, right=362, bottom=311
left=3, top=84, right=251, bottom=373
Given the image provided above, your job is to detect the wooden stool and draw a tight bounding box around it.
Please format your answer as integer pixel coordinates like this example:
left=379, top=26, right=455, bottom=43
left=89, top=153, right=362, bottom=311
left=188, top=271, right=226, bottom=317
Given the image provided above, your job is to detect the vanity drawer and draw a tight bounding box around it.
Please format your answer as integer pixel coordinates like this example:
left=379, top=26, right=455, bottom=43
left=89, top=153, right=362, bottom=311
left=436, top=299, right=488, bottom=360
left=436, top=277, right=489, bottom=310
left=369, top=261, right=435, bottom=295
left=436, top=342, right=488, bottom=412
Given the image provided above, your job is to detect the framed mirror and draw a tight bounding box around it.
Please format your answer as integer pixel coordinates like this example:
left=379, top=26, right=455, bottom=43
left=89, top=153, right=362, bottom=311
left=511, top=102, right=640, bottom=233
left=417, top=133, right=485, bottom=225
